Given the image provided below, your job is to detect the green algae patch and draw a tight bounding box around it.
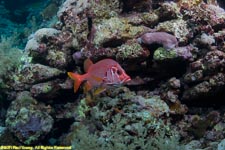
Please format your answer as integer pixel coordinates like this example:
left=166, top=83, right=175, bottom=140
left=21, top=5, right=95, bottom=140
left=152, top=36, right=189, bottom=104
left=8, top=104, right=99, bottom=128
left=116, top=40, right=146, bottom=59
left=153, top=47, right=177, bottom=61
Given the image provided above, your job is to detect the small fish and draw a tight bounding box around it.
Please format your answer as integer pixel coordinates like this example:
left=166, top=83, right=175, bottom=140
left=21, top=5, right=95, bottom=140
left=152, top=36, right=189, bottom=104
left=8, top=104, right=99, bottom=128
left=68, top=58, right=131, bottom=93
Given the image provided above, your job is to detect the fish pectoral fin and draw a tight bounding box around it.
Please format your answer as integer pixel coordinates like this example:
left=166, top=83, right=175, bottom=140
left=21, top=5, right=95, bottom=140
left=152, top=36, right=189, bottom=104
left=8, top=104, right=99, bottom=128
left=91, top=75, right=104, bottom=82
left=84, top=58, right=93, bottom=73
left=83, top=81, right=92, bottom=93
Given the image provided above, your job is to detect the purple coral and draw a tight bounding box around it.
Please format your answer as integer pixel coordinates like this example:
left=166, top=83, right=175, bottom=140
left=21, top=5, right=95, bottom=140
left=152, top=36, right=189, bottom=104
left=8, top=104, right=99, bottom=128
left=137, top=32, right=178, bottom=50
left=15, top=116, right=42, bottom=138
left=72, top=51, right=85, bottom=64
left=174, top=45, right=193, bottom=60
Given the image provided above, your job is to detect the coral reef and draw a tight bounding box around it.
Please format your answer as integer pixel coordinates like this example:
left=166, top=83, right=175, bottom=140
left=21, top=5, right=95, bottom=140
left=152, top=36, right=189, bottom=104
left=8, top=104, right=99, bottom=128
left=62, top=87, right=184, bottom=149
left=1, top=0, right=225, bottom=148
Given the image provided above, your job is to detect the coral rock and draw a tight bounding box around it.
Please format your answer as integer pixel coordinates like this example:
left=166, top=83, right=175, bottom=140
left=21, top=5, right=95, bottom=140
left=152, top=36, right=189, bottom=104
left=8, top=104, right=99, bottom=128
left=5, top=91, right=53, bottom=144
left=93, top=17, right=148, bottom=47
left=155, top=19, right=192, bottom=44
left=116, top=39, right=150, bottom=61
left=30, top=79, right=62, bottom=99
left=182, top=73, right=225, bottom=101
left=155, top=2, right=180, bottom=21
left=11, top=64, right=64, bottom=91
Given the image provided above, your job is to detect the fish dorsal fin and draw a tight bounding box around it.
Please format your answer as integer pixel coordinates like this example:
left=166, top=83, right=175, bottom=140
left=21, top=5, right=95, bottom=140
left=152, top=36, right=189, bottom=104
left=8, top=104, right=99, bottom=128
left=84, top=58, right=93, bottom=73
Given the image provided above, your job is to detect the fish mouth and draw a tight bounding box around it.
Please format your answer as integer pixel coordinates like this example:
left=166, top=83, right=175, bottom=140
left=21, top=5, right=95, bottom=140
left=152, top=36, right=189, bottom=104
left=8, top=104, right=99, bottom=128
left=123, top=76, right=131, bottom=83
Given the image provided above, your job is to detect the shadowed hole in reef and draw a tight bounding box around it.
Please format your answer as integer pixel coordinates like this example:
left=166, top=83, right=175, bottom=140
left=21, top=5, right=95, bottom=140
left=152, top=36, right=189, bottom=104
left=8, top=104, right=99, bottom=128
left=102, top=39, right=125, bottom=48
left=42, top=118, right=74, bottom=145
left=127, top=59, right=188, bottom=92
left=121, top=0, right=152, bottom=12
left=182, top=87, right=225, bottom=108
left=0, top=93, right=11, bottom=126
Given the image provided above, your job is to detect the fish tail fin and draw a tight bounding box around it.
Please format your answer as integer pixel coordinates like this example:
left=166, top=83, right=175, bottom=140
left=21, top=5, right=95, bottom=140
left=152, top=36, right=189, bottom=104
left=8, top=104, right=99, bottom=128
left=67, top=72, right=82, bottom=93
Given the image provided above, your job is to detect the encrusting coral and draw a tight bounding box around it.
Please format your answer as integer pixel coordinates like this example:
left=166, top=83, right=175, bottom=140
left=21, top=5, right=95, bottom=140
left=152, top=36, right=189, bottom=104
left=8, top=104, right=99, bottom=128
left=138, top=32, right=178, bottom=50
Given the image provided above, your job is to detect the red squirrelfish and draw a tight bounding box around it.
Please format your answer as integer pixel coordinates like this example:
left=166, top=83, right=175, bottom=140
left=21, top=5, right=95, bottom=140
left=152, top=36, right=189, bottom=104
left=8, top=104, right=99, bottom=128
left=68, top=58, right=131, bottom=93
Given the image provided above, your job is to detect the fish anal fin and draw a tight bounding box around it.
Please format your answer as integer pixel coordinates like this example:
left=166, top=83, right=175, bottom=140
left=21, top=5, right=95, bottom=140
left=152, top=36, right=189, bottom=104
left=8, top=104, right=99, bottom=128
left=93, top=86, right=106, bottom=96
left=84, top=58, right=93, bottom=73
left=85, top=86, right=106, bottom=106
